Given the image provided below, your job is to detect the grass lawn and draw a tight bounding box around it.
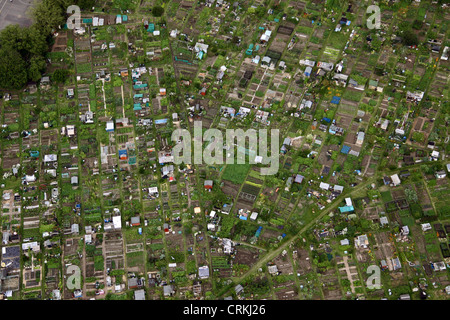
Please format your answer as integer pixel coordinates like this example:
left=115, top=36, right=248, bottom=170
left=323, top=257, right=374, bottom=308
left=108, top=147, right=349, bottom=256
left=221, top=164, right=250, bottom=184
left=380, top=191, right=393, bottom=203
left=126, top=251, right=144, bottom=268
left=342, top=89, right=363, bottom=102
left=327, top=32, right=348, bottom=50
left=77, top=63, right=92, bottom=73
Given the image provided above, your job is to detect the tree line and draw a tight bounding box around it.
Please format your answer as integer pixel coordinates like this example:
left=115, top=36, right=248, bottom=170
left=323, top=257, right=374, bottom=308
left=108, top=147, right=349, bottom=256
left=0, top=0, right=94, bottom=90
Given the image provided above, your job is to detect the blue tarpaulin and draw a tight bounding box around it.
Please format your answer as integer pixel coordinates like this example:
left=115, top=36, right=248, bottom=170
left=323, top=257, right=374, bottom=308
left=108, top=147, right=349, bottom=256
left=331, top=96, right=341, bottom=104
left=341, top=145, right=351, bottom=154
left=133, top=83, right=148, bottom=89
left=154, top=119, right=168, bottom=124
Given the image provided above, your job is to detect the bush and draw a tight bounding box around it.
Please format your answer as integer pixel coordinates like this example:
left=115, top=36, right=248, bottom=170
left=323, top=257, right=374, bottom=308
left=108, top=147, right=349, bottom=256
left=401, top=30, right=418, bottom=46
left=152, top=6, right=164, bottom=17
left=52, top=69, right=69, bottom=84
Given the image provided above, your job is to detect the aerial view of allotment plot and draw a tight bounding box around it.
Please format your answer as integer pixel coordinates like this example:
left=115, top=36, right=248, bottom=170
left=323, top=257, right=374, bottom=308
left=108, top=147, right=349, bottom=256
left=0, top=0, right=448, bottom=303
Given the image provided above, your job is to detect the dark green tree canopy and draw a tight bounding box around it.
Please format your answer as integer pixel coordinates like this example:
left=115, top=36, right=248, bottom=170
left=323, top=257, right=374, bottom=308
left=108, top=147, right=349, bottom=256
left=152, top=5, right=165, bottom=17
left=0, top=47, right=28, bottom=89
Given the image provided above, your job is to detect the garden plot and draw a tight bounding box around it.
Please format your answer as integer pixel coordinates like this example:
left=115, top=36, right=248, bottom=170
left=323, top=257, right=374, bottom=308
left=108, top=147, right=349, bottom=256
left=77, top=85, right=90, bottom=105
left=303, top=42, right=322, bottom=59
left=408, top=116, right=433, bottom=147
left=274, top=286, right=298, bottom=300
left=289, top=0, right=306, bottom=10
left=75, top=53, right=92, bottom=75
left=3, top=107, right=19, bottom=127
left=261, top=186, right=278, bottom=203
left=272, top=253, right=294, bottom=275
left=317, top=144, right=339, bottom=167
left=45, top=267, right=60, bottom=292
left=239, top=183, right=259, bottom=201
left=277, top=197, right=292, bottom=213
left=428, top=70, right=448, bottom=98
left=2, top=144, right=20, bottom=169
left=269, top=34, right=290, bottom=54
left=40, top=128, right=58, bottom=146
left=105, top=235, right=125, bottom=270
left=259, top=227, right=283, bottom=242
left=320, top=269, right=342, bottom=300
left=220, top=180, right=241, bottom=199
left=343, top=53, right=358, bottom=74
left=51, top=31, right=67, bottom=52
left=165, top=224, right=185, bottom=247
left=234, top=198, right=254, bottom=212
left=396, top=53, right=415, bottom=71
left=414, top=183, right=433, bottom=213
left=377, top=47, right=393, bottom=65
left=284, top=90, right=302, bottom=109
left=126, top=251, right=145, bottom=273
left=85, top=262, right=96, bottom=278
left=374, top=232, right=394, bottom=266
left=170, top=184, right=179, bottom=203
left=22, top=216, right=40, bottom=230
left=360, top=154, right=374, bottom=177
left=344, top=131, right=356, bottom=145
left=322, top=47, right=340, bottom=63
left=353, top=57, right=371, bottom=78
left=74, top=38, right=91, bottom=54
left=92, top=46, right=109, bottom=67
left=234, top=246, right=260, bottom=268
left=272, top=73, right=290, bottom=92
left=361, top=206, right=381, bottom=221
left=195, top=246, right=209, bottom=267
left=63, top=238, right=79, bottom=256
left=74, top=38, right=91, bottom=51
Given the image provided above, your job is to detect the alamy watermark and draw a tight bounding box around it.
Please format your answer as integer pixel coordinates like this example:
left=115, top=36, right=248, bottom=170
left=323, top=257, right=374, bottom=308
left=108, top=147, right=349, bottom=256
left=171, top=121, right=279, bottom=175
left=66, top=265, right=81, bottom=290
left=66, top=5, right=81, bottom=30
left=366, top=265, right=381, bottom=290
left=367, top=5, right=381, bottom=30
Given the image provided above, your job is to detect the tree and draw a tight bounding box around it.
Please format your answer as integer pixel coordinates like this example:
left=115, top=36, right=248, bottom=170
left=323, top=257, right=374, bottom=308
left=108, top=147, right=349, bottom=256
left=152, top=5, right=164, bottom=17
left=0, top=25, right=47, bottom=61
left=52, top=69, right=69, bottom=84
left=401, top=30, right=418, bottom=46
left=412, top=20, right=423, bottom=30
left=76, top=0, right=95, bottom=10
left=31, top=0, right=69, bottom=35
left=0, top=47, right=28, bottom=89
left=0, top=0, right=67, bottom=89
left=29, top=56, right=47, bottom=82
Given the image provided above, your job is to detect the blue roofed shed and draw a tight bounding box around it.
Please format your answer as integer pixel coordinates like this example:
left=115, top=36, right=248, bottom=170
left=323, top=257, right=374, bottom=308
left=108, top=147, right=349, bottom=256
left=341, top=145, right=351, bottom=154
left=339, top=205, right=354, bottom=213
